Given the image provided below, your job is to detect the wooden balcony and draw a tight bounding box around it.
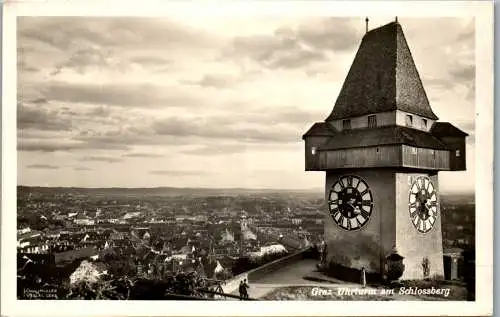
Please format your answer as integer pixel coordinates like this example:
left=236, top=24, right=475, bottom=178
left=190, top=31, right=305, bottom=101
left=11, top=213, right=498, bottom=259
left=306, top=145, right=451, bottom=171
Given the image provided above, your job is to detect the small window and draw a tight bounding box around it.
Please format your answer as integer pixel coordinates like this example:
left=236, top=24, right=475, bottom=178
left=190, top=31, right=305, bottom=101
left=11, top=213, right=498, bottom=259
left=405, top=115, right=413, bottom=127
left=368, top=115, right=377, bottom=128
left=422, top=119, right=427, bottom=129
left=411, top=147, right=418, bottom=155
left=456, top=149, right=461, bottom=157
left=311, top=147, right=317, bottom=155
left=431, top=149, right=435, bottom=156
left=342, top=119, right=351, bottom=130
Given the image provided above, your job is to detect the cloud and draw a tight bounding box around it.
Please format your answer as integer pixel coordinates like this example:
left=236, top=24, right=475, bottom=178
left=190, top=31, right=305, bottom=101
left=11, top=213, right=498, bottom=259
left=149, top=170, right=206, bottom=176
left=422, top=77, right=455, bottom=91
left=18, top=17, right=217, bottom=75
left=19, top=141, right=83, bottom=152
left=17, top=45, right=40, bottom=73
left=72, top=127, right=178, bottom=150
left=31, top=98, right=48, bottom=104
left=181, top=142, right=297, bottom=156
left=122, top=153, right=164, bottom=158
left=296, top=18, right=359, bottom=51
left=39, top=81, right=202, bottom=109
left=18, top=17, right=207, bottom=51
left=27, top=164, right=59, bottom=170
left=130, top=56, right=172, bottom=67
left=81, top=156, right=123, bottom=163
left=62, top=105, right=321, bottom=152
left=17, top=105, right=73, bottom=131
left=182, top=144, right=247, bottom=156
left=73, top=166, right=93, bottom=171
left=449, top=64, right=475, bottom=83
left=456, top=19, right=474, bottom=42
left=51, top=46, right=124, bottom=76
left=230, top=29, right=327, bottom=70
left=152, top=116, right=299, bottom=143
left=187, top=74, right=232, bottom=88
left=227, top=18, right=357, bottom=70
left=87, top=105, right=113, bottom=117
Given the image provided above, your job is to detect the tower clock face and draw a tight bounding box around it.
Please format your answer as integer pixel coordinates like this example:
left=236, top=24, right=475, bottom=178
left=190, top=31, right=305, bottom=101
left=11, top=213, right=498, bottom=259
left=409, top=176, right=438, bottom=233
left=328, top=175, right=374, bottom=231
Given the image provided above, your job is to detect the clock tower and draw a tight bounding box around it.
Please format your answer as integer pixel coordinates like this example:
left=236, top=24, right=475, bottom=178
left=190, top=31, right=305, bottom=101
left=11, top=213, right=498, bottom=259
left=303, top=20, right=468, bottom=280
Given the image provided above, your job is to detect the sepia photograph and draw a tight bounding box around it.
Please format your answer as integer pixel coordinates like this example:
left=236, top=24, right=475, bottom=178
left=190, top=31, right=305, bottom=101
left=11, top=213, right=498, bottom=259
left=1, top=1, right=494, bottom=316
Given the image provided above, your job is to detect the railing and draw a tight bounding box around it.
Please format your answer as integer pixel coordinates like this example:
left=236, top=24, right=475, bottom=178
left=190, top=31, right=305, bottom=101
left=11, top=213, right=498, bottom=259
left=163, top=293, right=215, bottom=300
left=196, top=289, right=256, bottom=300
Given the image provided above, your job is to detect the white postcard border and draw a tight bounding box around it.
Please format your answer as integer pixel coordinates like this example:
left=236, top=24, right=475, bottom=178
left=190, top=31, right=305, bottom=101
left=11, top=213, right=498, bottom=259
left=1, top=1, right=493, bottom=316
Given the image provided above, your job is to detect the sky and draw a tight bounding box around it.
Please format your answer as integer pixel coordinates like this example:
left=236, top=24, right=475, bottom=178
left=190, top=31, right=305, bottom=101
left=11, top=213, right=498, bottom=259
left=16, top=16, right=475, bottom=192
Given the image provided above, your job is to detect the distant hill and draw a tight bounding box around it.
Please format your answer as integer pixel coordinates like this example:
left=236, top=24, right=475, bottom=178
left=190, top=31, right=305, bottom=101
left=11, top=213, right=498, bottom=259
left=17, top=186, right=324, bottom=198
left=17, top=185, right=473, bottom=202
left=440, top=192, right=475, bottom=205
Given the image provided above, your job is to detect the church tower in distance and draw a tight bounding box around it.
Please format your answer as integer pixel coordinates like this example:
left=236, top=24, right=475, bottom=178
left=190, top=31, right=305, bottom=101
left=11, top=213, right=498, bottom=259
left=303, top=20, right=468, bottom=280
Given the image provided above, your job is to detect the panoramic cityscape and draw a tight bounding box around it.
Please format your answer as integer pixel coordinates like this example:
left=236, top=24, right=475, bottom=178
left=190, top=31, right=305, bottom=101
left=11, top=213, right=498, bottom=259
left=17, top=186, right=474, bottom=299
left=16, top=15, right=476, bottom=301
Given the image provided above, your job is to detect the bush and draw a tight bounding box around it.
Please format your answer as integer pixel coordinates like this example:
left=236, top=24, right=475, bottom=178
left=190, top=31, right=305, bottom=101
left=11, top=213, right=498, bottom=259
left=386, top=261, right=405, bottom=281
left=231, top=251, right=289, bottom=276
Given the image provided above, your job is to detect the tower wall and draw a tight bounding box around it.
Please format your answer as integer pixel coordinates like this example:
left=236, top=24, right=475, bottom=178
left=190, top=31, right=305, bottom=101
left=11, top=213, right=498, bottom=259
left=395, top=172, right=444, bottom=279
left=324, top=169, right=396, bottom=274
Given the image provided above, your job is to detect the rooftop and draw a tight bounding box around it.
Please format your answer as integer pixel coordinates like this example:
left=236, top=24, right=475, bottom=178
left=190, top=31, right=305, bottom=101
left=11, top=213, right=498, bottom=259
left=318, top=125, right=450, bottom=151
left=325, top=21, right=439, bottom=121
left=430, top=122, right=469, bottom=137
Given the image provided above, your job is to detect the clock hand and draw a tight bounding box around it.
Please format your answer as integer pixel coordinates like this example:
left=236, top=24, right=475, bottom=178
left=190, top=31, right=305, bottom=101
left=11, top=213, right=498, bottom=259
left=423, top=201, right=432, bottom=216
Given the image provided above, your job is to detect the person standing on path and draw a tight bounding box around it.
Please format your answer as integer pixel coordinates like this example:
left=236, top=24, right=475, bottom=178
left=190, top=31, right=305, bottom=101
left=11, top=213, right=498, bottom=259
left=361, top=267, right=367, bottom=288
left=238, top=280, right=244, bottom=300
left=241, top=279, right=250, bottom=299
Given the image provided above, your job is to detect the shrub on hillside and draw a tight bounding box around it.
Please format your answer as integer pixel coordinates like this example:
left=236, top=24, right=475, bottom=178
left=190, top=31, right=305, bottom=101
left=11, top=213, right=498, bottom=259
left=386, top=261, right=405, bottom=282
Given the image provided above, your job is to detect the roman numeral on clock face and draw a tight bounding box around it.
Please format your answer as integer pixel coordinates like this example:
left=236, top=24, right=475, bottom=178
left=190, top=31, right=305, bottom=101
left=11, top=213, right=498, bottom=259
left=347, top=176, right=353, bottom=187
left=412, top=215, right=419, bottom=226
left=409, top=207, right=417, bottom=218
left=356, top=216, right=366, bottom=226
left=332, top=210, right=341, bottom=221
left=360, top=209, right=370, bottom=219
left=329, top=191, right=338, bottom=201
left=338, top=215, right=345, bottom=226
left=352, top=177, right=360, bottom=189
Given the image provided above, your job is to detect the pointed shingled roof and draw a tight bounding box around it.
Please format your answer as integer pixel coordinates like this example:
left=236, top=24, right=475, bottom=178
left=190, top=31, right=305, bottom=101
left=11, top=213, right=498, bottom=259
left=326, top=22, right=439, bottom=121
